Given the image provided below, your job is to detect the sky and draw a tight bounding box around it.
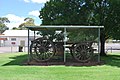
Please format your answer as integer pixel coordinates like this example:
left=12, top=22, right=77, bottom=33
left=0, top=0, right=49, bottom=29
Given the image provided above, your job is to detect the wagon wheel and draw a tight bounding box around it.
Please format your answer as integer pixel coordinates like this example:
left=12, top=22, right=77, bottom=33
left=72, top=43, right=93, bottom=62
left=30, top=38, right=55, bottom=62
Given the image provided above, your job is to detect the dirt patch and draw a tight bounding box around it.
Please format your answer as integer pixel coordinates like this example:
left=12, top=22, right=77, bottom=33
left=24, top=59, right=104, bottom=66
left=23, top=54, right=104, bottom=66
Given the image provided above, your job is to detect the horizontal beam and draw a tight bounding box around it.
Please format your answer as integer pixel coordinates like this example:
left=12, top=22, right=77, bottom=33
left=40, top=25, right=104, bottom=28
left=27, top=25, right=104, bottom=28
left=26, top=25, right=104, bottom=31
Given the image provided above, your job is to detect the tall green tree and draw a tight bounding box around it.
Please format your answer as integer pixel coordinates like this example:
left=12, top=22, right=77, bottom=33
left=94, top=0, right=120, bottom=55
left=39, top=0, right=120, bottom=56
left=18, top=17, right=35, bottom=30
left=0, top=17, right=10, bottom=34
left=39, top=0, right=96, bottom=40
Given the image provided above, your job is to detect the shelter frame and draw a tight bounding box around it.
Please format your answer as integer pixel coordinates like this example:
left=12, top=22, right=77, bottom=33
left=26, top=25, right=104, bottom=63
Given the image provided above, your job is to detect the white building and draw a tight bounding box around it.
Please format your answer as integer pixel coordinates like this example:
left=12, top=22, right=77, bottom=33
left=0, top=30, right=41, bottom=47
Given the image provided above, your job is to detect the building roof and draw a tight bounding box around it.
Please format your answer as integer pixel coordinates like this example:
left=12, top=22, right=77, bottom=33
left=0, top=30, right=40, bottom=37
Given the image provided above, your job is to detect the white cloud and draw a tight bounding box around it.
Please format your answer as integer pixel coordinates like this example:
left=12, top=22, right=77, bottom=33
left=28, top=10, right=40, bottom=17
left=24, top=0, right=30, bottom=3
left=24, top=0, right=49, bottom=3
left=3, top=14, right=25, bottom=29
left=31, top=0, right=49, bottom=3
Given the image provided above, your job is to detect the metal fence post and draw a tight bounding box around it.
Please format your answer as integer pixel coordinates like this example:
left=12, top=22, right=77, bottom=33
left=64, top=27, right=67, bottom=63
left=98, top=27, right=101, bottom=62
left=28, top=29, right=30, bottom=63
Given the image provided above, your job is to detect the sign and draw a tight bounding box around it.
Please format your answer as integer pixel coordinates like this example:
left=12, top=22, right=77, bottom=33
left=11, top=42, right=16, bottom=45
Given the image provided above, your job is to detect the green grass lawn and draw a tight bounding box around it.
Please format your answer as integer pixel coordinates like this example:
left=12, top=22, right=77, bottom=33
left=0, top=52, right=120, bottom=80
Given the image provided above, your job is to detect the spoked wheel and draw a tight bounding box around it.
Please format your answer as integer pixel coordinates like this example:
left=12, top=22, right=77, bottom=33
left=30, top=38, right=55, bottom=62
left=72, top=43, right=93, bottom=62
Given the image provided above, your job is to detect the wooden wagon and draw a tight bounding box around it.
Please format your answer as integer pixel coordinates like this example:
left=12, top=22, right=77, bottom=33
left=26, top=26, right=103, bottom=63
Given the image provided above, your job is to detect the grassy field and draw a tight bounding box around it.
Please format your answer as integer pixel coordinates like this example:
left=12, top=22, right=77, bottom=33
left=0, top=52, right=120, bottom=80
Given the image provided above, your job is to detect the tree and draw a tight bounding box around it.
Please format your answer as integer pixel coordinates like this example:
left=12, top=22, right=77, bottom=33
left=94, top=0, right=120, bottom=55
left=18, top=17, right=35, bottom=30
left=39, top=0, right=120, bottom=56
left=0, top=17, right=10, bottom=34
left=106, top=0, right=120, bottom=39
left=12, top=27, right=19, bottom=30
left=40, top=0, right=93, bottom=25
left=39, top=0, right=96, bottom=39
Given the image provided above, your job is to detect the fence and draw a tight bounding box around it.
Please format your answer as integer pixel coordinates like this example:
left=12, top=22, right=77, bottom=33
left=0, top=46, right=28, bottom=53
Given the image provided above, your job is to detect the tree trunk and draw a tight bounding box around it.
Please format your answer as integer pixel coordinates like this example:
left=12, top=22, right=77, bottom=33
left=100, top=30, right=107, bottom=56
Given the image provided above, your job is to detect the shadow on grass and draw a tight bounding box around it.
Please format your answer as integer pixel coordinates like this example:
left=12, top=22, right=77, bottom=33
left=2, top=53, right=120, bottom=67
left=2, top=54, right=27, bottom=66
left=101, top=54, right=120, bottom=67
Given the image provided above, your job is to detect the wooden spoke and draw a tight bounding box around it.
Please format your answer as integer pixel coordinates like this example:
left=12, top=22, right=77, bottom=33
left=72, top=43, right=93, bottom=62
left=30, top=38, right=55, bottom=62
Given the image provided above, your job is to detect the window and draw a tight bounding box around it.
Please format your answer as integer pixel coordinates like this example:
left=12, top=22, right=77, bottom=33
left=11, top=38, right=16, bottom=41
